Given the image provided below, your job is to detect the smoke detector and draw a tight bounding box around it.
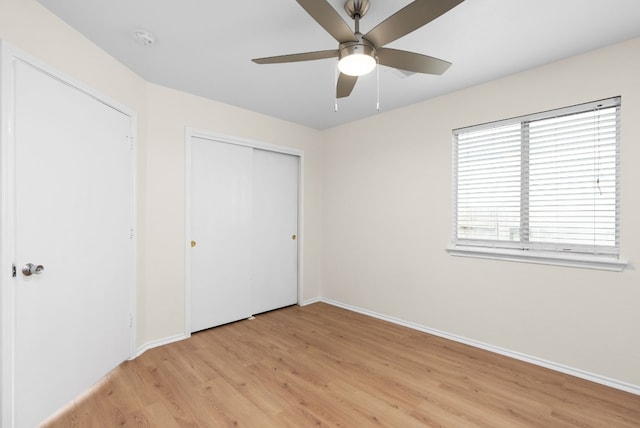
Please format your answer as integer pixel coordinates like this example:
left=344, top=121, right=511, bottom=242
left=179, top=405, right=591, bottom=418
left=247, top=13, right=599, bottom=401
left=133, top=30, right=155, bottom=47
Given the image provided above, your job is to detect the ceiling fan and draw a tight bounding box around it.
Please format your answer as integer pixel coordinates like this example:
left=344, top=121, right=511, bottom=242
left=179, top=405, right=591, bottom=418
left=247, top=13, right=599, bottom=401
left=252, top=0, right=465, bottom=98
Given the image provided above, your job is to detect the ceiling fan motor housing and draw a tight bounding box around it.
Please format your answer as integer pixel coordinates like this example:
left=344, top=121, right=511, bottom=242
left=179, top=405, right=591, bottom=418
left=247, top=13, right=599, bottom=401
left=345, top=0, right=370, bottom=19
left=338, top=37, right=376, bottom=62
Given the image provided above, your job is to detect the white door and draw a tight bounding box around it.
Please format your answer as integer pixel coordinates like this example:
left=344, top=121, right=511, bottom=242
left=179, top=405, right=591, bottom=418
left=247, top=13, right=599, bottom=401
left=189, top=137, right=298, bottom=332
left=251, top=149, right=298, bottom=314
left=190, top=138, right=253, bottom=332
left=10, top=59, right=134, bottom=427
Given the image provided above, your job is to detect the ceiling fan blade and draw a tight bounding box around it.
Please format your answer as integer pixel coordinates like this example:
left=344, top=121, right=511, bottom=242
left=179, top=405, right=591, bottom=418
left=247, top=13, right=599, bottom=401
left=365, top=0, right=464, bottom=47
left=337, top=73, right=358, bottom=98
left=252, top=50, right=339, bottom=64
left=296, top=0, right=358, bottom=43
left=377, top=48, right=451, bottom=75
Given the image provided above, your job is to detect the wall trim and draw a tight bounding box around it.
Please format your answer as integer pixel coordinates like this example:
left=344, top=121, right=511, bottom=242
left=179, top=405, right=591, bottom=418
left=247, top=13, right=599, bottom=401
left=134, top=333, right=190, bottom=359
left=319, top=297, right=640, bottom=396
left=301, top=297, right=322, bottom=306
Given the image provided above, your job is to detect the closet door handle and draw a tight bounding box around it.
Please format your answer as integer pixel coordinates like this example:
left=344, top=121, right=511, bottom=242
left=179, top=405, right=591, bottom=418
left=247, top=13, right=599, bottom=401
left=291, top=234, right=297, bottom=240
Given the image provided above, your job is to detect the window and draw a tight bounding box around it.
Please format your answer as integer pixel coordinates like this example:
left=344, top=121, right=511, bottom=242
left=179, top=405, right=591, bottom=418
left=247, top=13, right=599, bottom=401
left=449, top=97, right=626, bottom=271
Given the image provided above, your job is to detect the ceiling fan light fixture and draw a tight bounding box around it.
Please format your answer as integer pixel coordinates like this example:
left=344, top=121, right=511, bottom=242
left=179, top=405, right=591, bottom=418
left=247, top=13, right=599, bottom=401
left=338, top=43, right=376, bottom=76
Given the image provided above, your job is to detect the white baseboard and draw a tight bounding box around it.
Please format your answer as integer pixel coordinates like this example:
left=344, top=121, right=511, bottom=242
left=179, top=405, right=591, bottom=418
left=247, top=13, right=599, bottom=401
left=300, top=296, right=322, bottom=306
left=133, top=333, right=190, bottom=359
left=319, top=297, right=640, bottom=396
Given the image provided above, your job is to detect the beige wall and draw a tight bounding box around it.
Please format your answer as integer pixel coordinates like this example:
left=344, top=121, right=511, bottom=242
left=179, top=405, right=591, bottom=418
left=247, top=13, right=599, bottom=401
left=2, top=0, right=638, bottom=391
left=322, top=37, right=640, bottom=387
left=0, top=0, right=324, bottom=349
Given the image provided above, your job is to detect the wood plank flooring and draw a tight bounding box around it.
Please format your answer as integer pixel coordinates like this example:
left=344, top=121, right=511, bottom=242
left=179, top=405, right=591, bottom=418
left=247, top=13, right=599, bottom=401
left=44, top=303, right=640, bottom=427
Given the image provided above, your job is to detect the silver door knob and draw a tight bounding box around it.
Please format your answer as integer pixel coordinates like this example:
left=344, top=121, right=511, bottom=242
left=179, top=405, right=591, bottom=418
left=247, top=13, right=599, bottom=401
left=22, top=263, right=44, bottom=276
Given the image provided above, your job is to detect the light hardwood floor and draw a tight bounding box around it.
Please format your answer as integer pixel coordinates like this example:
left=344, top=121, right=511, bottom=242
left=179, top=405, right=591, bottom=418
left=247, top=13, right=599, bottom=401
left=44, top=303, right=640, bottom=427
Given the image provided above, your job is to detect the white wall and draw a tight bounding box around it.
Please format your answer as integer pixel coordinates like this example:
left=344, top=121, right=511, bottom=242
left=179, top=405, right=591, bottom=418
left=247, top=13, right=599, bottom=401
left=322, top=37, right=640, bottom=388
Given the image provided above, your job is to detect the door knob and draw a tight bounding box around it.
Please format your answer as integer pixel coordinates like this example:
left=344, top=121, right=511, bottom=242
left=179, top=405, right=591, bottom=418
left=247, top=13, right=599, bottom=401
left=22, top=263, right=44, bottom=276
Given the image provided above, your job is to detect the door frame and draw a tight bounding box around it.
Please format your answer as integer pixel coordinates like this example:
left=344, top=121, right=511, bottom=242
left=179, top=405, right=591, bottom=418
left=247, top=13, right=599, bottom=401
left=0, top=42, right=138, bottom=427
left=184, top=128, right=304, bottom=335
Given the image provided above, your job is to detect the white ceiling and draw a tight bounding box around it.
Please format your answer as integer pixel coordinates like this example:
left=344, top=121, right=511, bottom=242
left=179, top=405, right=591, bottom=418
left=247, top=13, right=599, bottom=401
left=36, top=0, right=640, bottom=130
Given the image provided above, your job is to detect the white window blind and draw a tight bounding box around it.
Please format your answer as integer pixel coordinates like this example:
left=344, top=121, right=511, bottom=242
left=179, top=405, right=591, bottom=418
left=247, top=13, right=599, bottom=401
left=451, top=97, right=622, bottom=268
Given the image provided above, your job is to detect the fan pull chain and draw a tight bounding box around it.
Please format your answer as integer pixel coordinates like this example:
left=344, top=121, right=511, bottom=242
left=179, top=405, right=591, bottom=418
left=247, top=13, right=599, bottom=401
left=376, top=57, right=380, bottom=112
left=334, top=60, right=338, bottom=112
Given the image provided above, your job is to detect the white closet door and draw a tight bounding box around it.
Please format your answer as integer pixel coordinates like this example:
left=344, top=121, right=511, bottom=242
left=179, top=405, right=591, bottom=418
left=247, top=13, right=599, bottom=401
left=189, top=138, right=298, bottom=332
left=11, top=60, right=133, bottom=427
left=190, top=138, right=253, bottom=332
left=251, top=149, right=298, bottom=314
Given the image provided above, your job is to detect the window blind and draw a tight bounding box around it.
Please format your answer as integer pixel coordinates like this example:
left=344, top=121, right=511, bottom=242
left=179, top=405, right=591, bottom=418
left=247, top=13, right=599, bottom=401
left=453, top=97, right=620, bottom=256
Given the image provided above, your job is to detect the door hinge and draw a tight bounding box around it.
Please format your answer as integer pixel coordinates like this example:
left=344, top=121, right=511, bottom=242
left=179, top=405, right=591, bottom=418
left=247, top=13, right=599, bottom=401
left=130, top=314, right=134, bottom=327
left=126, top=135, right=135, bottom=151
left=12, top=264, right=16, bottom=278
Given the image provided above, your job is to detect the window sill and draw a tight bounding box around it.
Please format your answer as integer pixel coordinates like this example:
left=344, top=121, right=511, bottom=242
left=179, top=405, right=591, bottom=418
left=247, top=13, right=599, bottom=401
left=447, top=245, right=627, bottom=272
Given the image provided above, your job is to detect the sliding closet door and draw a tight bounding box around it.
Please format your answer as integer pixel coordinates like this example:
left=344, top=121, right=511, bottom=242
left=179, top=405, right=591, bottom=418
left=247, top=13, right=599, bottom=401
left=190, top=138, right=253, bottom=332
left=189, top=137, right=299, bottom=333
left=252, top=149, right=298, bottom=314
